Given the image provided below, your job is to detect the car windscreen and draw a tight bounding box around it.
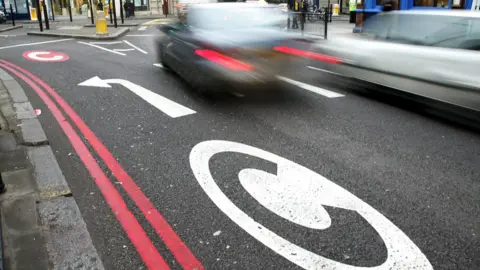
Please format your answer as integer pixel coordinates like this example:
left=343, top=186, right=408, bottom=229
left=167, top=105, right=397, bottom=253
left=187, top=6, right=285, bottom=30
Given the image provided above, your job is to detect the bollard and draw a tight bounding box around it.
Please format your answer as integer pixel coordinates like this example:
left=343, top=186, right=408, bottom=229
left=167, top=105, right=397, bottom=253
left=95, top=10, right=108, bottom=36
left=112, top=0, right=117, bottom=28
left=9, top=4, right=14, bottom=26
left=68, top=2, right=72, bottom=22
left=119, top=0, right=124, bottom=24
left=49, top=0, right=54, bottom=20
left=109, top=0, right=113, bottom=24
left=42, top=1, right=49, bottom=30
left=324, top=6, right=328, bottom=39
left=35, top=0, right=43, bottom=31
left=329, top=4, right=333, bottom=22
left=89, top=0, right=94, bottom=24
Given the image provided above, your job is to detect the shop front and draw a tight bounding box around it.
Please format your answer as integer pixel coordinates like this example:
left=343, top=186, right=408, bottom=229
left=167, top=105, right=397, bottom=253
left=0, top=0, right=31, bottom=20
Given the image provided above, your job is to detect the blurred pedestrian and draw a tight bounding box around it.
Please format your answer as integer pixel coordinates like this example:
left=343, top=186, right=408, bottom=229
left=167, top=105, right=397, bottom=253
left=383, top=0, right=393, bottom=12
left=124, top=0, right=131, bottom=18
left=97, top=0, right=103, bottom=10
left=349, top=0, right=356, bottom=23
left=301, top=0, right=308, bottom=25
left=129, top=1, right=135, bottom=17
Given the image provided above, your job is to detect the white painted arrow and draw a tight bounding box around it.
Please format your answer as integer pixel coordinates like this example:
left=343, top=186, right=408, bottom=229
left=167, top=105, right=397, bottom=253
left=78, top=76, right=196, bottom=118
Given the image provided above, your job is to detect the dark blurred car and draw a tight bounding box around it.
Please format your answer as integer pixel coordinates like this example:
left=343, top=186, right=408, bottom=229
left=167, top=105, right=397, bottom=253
left=311, top=10, right=480, bottom=123
left=0, top=11, right=6, bottom=24
left=155, top=3, right=313, bottom=94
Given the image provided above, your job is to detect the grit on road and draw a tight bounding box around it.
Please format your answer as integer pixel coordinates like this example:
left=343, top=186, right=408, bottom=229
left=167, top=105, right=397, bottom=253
left=0, top=25, right=479, bottom=270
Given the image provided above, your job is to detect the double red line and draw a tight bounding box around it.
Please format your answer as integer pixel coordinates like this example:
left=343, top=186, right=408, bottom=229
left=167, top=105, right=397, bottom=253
left=0, top=60, right=204, bottom=270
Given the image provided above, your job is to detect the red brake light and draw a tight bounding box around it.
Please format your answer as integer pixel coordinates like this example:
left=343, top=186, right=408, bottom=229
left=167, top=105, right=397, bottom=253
left=273, top=46, right=342, bottom=64
left=194, top=49, right=253, bottom=71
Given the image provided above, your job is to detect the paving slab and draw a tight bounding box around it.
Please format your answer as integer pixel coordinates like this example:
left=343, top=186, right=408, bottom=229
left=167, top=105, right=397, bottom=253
left=27, top=146, right=71, bottom=200
left=38, top=197, right=104, bottom=270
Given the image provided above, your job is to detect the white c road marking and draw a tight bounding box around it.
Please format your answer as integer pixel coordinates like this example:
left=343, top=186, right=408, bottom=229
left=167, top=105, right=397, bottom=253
left=27, top=51, right=64, bottom=61
left=190, top=140, right=433, bottom=270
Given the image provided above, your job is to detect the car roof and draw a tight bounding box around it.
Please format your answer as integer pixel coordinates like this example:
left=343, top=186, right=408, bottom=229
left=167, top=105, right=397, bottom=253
left=389, top=10, right=480, bottom=18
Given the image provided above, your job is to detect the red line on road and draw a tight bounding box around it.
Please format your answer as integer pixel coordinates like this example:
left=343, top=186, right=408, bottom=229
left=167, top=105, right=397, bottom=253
left=0, top=62, right=170, bottom=270
left=0, top=60, right=204, bottom=270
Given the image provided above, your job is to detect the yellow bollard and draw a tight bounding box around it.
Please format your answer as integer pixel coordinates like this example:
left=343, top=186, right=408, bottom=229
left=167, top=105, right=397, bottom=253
left=96, top=11, right=108, bottom=36
left=333, top=4, right=340, bottom=16
left=30, top=7, right=38, bottom=20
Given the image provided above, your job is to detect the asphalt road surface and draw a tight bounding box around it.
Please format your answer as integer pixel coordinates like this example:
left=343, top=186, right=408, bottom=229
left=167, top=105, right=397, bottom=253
left=1, top=23, right=479, bottom=270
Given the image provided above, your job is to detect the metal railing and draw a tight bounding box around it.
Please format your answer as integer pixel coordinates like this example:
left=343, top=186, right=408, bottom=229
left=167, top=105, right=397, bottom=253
left=283, top=6, right=331, bottom=39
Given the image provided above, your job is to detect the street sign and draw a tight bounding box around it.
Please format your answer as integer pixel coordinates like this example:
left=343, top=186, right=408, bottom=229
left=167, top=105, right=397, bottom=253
left=78, top=76, right=196, bottom=118
left=190, top=140, right=433, bottom=270
left=22, top=50, right=70, bottom=62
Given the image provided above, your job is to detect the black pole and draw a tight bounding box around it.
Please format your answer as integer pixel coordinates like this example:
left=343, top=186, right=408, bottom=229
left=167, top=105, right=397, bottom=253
left=119, top=0, right=123, bottom=24
left=108, top=0, right=112, bottom=23
left=35, top=0, right=43, bottom=31
left=324, top=5, right=327, bottom=39
left=112, top=0, right=117, bottom=27
left=68, top=1, right=72, bottom=21
left=49, top=0, right=54, bottom=20
left=89, top=0, right=94, bottom=24
left=42, top=1, right=49, bottom=29
left=329, top=4, right=332, bottom=22
left=9, top=4, right=14, bottom=26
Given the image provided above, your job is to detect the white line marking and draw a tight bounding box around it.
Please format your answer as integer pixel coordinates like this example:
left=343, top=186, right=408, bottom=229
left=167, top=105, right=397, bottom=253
left=276, top=76, right=344, bottom=98
left=78, top=41, right=126, bottom=56
left=126, top=34, right=156, bottom=37
left=0, top=38, right=72, bottom=50
left=138, top=26, right=147, bottom=31
left=79, top=76, right=196, bottom=118
left=307, top=66, right=345, bottom=77
left=153, top=63, right=165, bottom=69
left=114, top=48, right=135, bottom=52
left=123, top=40, right=148, bottom=54
left=89, top=41, right=123, bottom=45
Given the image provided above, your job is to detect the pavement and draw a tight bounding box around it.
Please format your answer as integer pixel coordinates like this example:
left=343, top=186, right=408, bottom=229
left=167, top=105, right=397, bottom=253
left=0, top=25, right=22, bottom=33
left=27, top=26, right=130, bottom=40
left=0, top=67, right=103, bottom=269
left=0, top=20, right=478, bottom=270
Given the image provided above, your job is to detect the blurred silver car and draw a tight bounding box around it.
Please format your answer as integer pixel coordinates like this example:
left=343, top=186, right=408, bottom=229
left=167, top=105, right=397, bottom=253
left=311, top=10, right=480, bottom=122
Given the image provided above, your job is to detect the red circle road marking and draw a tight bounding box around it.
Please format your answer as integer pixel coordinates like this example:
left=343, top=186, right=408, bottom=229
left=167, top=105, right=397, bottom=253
left=22, top=50, right=70, bottom=62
